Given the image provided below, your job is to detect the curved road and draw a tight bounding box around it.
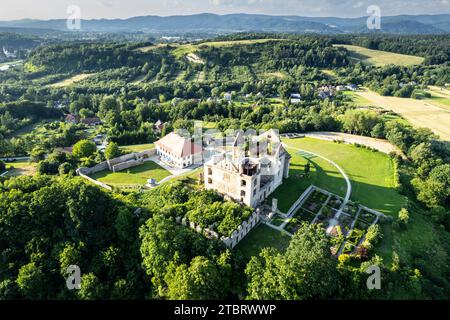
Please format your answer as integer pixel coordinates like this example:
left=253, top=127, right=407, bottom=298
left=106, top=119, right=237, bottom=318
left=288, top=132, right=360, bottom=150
left=282, top=143, right=352, bottom=230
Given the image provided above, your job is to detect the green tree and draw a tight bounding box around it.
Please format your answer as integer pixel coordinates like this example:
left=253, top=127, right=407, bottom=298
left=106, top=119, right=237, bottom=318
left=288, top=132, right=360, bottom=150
left=412, top=164, right=450, bottom=207
left=245, top=223, right=337, bottom=299
left=398, top=208, right=410, bottom=226
left=78, top=273, right=104, bottom=300
left=165, top=256, right=229, bottom=300
left=16, top=262, right=47, bottom=299
left=30, top=147, right=46, bottom=162
left=104, top=142, right=122, bottom=160
left=72, top=140, right=97, bottom=159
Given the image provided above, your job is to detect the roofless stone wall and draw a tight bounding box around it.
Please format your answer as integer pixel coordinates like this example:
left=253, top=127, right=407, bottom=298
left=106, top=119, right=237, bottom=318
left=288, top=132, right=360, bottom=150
left=175, top=209, right=261, bottom=248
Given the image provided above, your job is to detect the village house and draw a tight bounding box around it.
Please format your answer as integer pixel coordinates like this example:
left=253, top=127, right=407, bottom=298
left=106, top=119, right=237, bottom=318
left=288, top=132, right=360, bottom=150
left=81, top=117, right=101, bottom=126
left=346, top=84, right=358, bottom=91
left=2, top=47, right=17, bottom=59
left=204, top=129, right=291, bottom=208
left=65, top=114, right=80, bottom=124
left=224, top=92, right=232, bottom=102
left=318, top=86, right=334, bottom=100
left=154, top=120, right=165, bottom=133
left=290, top=93, right=302, bottom=104
left=155, top=132, right=203, bottom=168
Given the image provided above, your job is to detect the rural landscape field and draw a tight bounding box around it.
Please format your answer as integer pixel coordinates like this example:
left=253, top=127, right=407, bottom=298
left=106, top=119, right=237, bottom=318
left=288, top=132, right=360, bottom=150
left=0, top=0, right=449, bottom=311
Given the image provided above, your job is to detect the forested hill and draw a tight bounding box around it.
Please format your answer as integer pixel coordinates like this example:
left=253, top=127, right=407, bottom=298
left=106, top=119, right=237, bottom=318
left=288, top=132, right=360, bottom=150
left=0, top=13, right=449, bottom=35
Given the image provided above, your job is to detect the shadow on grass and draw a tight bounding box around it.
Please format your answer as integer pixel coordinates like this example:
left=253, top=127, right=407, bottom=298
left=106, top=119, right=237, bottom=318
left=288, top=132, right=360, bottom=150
left=269, top=157, right=406, bottom=217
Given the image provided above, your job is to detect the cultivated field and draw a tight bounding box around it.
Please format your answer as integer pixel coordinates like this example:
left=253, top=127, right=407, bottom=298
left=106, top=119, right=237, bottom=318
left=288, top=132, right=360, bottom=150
left=424, top=86, right=450, bottom=109
left=48, top=73, right=95, bottom=87
left=355, top=88, right=450, bottom=141
left=173, top=38, right=285, bottom=58
left=334, top=44, right=424, bottom=66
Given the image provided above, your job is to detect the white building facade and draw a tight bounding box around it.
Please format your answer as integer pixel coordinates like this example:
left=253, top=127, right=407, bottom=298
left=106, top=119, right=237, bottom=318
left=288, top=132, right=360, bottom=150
left=155, top=132, right=203, bottom=169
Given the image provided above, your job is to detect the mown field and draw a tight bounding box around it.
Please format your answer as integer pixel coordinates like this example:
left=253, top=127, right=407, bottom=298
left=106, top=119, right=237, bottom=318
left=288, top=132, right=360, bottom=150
left=48, top=73, right=95, bottom=87
left=119, top=143, right=154, bottom=153
left=278, top=137, right=406, bottom=216
left=333, top=44, right=424, bottom=67
left=3, top=160, right=36, bottom=177
left=355, top=88, right=450, bottom=141
left=172, top=38, right=285, bottom=58
left=240, top=137, right=441, bottom=268
left=235, top=224, right=291, bottom=260
left=90, top=160, right=170, bottom=186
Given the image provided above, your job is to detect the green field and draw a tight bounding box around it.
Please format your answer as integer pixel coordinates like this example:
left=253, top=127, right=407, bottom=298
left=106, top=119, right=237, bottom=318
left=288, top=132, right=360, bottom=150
left=268, top=151, right=347, bottom=212
left=90, top=161, right=170, bottom=186
left=119, top=143, right=154, bottom=153
left=48, top=73, right=95, bottom=87
left=282, top=137, right=406, bottom=217
left=235, top=224, right=291, bottom=260
left=3, top=160, right=36, bottom=177
left=343, top=90, right=373, bottom=106
left=334, top=44, right=424, bottom=67
left=173, top=38, right=285, bottom=58
left=254, top=137, right=438, bottom=268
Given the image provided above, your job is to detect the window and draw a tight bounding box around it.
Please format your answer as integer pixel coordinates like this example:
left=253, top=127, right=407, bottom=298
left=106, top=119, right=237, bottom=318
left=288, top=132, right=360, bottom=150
left=208, top=178, right=212, bottom=184
left=208, top=168, right=212, bottom=175
left=241, top=180, right=246, bottom=187
left=241, top=190, right=246, bottom=197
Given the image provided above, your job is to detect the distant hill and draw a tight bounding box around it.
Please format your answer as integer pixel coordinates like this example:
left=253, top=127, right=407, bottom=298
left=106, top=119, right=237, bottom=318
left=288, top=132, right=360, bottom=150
left=0, top=13, right=449, bottom=35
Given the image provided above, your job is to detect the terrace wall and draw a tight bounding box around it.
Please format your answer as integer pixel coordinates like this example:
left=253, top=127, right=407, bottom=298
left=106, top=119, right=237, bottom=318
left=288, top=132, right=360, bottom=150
left=76, top=149, right=156, bottom=190
left=175, top=209, right=261, bottom=249
left=76, top=167, right=112, bottom=191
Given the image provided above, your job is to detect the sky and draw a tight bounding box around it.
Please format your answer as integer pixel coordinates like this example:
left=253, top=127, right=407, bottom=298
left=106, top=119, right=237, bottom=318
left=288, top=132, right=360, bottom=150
left=0, top=0, right=449, bottom=21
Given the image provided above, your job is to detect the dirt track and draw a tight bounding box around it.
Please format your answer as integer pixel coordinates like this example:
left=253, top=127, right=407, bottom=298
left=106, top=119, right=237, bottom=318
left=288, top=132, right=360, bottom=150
left=304, top=132, right=404, bottom=156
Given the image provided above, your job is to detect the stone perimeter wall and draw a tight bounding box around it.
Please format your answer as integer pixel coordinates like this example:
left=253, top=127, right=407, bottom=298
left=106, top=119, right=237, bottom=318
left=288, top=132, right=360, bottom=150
left=77, top=149, right=156, bottom=191
left=175, top=209, right=261, bottom=249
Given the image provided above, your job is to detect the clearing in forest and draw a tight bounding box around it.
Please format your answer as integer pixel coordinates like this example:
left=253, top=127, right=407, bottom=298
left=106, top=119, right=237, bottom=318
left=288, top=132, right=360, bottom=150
left=48, top=73, right=95, bottom=87
left=333, top=44, right=424, bottom=67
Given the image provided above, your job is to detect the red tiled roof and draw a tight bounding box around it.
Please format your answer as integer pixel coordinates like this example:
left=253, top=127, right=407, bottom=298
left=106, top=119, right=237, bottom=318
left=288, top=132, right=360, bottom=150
left=155, top=132, right=203, bottom=157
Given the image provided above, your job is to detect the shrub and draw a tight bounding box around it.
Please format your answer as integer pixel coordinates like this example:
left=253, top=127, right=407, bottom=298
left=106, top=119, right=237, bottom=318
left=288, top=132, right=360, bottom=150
left=398, top=208, right=410, bottom=226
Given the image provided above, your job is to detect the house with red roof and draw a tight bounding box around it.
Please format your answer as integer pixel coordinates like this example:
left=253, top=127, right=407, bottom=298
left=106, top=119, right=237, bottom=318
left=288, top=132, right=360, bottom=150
left=155, top=132, right=203, bottom=168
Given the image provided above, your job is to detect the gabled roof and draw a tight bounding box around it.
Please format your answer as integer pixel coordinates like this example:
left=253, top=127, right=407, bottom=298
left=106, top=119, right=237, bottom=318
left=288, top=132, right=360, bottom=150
left=81, top=117, right=101, bottom=125
left=155, top=132, right=203, bottom=157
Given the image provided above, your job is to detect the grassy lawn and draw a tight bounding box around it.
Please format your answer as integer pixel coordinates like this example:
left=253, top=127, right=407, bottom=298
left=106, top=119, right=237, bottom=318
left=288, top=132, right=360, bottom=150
left=268, top=151, right=346, bottom=212
left=173, top=38, right=285, bottom=58
left=166, top=168, right=203, bottom=189
left=282, top=138, right=407, bottom=217
left=119, top=143, right=154, bottom=153
left=333, top=44, right=424, bottom=67
left=3, top=160, right=36, bottom=177
left=424, top=95, right=450, bottom=111
left=343, top=90, right=373, bottom=106
left=90, top=161, right=170, bottom=186
left=48, top=73, right=95, bottom=88
left=235, top=224, right=291, bottom=260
